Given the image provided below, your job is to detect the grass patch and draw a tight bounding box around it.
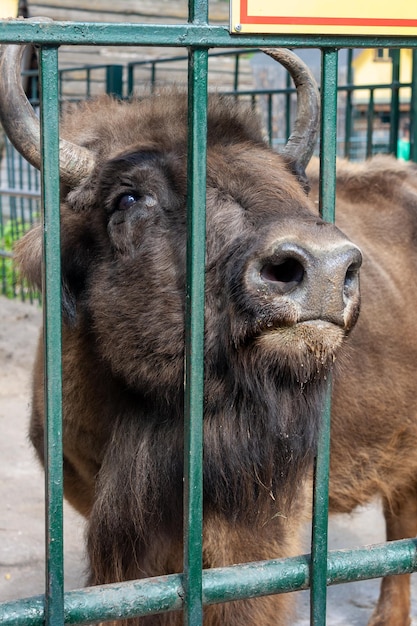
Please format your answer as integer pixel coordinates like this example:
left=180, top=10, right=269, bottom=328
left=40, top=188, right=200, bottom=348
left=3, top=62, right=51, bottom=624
left=0, top=218, right=39, bottom=301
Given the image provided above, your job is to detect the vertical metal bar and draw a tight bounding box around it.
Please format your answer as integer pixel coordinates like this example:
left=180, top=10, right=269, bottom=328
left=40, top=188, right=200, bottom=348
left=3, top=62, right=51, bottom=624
left=344, top=49, right=353, bottom=158
left=0, top=191, right=4, bottom=296
left=234, top=52, right=240, bottom=91
left=188, top=0, right=208, bottom=22
left=7, top=142, right=17, bottom=299
left=86, top=68, right=91, bottom=98
left=183, top=46, right=208, bottom=626
left=310, top=47, right=338, bottom=626
left=151, top=63, right=156, bottom=92
left=285, top=71, right=291, bottom=140
left=366, top=90, right=375, bottom=158
left=267, top=93, right=273, bottom=146
left=410, top=49, right=417, bottom=162
left=318, top=46, right=338, bottom=283
left=127, top=63, right=134, bottom=97
left=106, top=65, right=124, bottom=98
left=389, top=49, right=400, bottom=155
left=311, top=383, right=332, bottom=625
left=39, top=45, right=64, bottom=626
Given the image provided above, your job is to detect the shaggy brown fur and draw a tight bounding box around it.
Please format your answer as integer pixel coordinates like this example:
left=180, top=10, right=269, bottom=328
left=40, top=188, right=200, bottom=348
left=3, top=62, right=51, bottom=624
left=308, top=155, right=417, bottom=626
left=18, top=93, right=414, bottom=626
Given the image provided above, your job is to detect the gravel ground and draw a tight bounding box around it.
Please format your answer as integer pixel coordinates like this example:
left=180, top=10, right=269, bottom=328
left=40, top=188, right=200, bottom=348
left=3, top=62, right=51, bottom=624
left=1, top=296, right=416, bottom=624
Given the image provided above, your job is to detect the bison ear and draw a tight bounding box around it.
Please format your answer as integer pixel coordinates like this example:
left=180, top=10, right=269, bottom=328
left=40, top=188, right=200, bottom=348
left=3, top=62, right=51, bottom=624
left=60, top=217, right=96, bottom=324
left=14, top=217, right=95, bottom=325
left=282, top=157, right=311, bottom=194
left=14, top=225, right=43, bottom=292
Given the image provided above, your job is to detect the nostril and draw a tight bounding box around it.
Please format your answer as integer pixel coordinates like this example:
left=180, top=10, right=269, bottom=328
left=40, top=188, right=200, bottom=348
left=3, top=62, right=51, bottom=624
left=260, top=258, right=305, bottom=292
left=343, top=249, right=362, bottom=297
left=345, top=267, right=356, bottom=288
left=344, top=264, right=359, bottom=296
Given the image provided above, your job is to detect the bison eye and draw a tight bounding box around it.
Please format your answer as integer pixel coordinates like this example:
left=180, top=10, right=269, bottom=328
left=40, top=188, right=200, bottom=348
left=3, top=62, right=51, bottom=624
left=116, top=193, right=139, bottom=211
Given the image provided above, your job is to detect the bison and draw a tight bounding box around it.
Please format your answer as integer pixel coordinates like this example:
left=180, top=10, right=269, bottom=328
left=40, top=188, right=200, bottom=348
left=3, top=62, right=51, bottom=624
left=0, top=36, right=416, bottom=626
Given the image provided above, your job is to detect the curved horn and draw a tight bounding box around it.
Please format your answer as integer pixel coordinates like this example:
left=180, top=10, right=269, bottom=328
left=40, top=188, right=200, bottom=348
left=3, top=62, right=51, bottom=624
left=0, top=22, right=95, bottom=186
left=262, top=48, right=320, bottom=170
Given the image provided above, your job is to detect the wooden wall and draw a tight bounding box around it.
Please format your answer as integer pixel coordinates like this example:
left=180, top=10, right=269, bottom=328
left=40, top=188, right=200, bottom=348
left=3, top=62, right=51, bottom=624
left=26, top=0, right=255, bottom=97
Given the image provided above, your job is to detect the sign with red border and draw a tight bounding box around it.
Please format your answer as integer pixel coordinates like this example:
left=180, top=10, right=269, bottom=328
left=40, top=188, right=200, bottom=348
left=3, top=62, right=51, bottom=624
left=230, top=0, right=417, bottom=35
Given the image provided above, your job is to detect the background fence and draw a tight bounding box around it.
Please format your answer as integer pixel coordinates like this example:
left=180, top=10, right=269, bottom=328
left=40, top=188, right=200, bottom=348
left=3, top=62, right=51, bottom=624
left=1, top=45, right=416, bottom=300
left=1, top=11, right=417, bottom=626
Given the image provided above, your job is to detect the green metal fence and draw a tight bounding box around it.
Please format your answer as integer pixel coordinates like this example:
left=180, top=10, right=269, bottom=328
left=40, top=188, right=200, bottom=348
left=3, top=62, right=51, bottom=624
left=1, top=6, right=417, bottom=626
left=22, top=47, right=417, bottom=157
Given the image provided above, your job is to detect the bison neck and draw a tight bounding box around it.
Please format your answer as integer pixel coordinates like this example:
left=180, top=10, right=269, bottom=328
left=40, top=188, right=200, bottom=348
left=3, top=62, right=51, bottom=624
left=92, top=370, right=326, bottom=541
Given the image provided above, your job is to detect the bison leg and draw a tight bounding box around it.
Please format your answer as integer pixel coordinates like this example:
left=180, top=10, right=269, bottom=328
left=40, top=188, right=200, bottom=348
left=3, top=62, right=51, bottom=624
left=368, top=492, right=417, bottom=626
left=88, top=520, right=297, bottom=626
left=199, top=514, right=303, bottom=625
left=88, top=512, right=302, bottom=626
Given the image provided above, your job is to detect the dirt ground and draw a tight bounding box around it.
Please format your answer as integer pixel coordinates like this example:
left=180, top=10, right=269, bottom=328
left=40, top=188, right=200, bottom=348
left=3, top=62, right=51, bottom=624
left=1, top=296, right=417, bottom=624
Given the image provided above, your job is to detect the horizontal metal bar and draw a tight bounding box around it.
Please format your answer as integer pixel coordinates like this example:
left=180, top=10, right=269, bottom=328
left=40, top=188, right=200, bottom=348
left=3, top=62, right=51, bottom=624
left=341, top=81, right=412, bottom=91
left=220, top=82, right=414, bottom=99
left=1, top=20, right=417, bottom=48
left=60, top=63, right=123, bottom=72
left=128, top=48, right=259, bottom=67
left=0, top=187, right=41, bottom=199
left=1, top=538, right=417, bottom=626
left=0, top=249, right=13, bottom=258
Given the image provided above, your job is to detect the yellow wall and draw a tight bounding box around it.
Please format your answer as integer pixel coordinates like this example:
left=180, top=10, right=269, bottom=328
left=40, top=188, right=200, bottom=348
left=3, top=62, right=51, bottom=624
left=0, top=1, right=19, bottom=18
left=352, top=49, right=412, bottom=104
